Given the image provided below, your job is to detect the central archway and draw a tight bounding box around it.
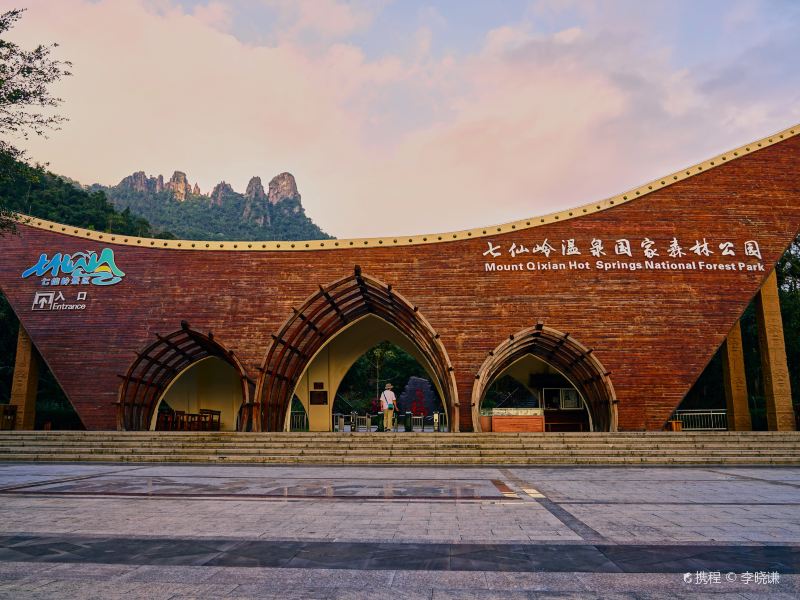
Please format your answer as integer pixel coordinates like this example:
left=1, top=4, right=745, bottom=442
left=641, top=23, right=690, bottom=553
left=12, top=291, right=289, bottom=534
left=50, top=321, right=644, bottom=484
left=472, top=323, right=617, bottom=432
left=290, top=313, right=449, bottom=431
left=255, top=267, right=459, bottom=431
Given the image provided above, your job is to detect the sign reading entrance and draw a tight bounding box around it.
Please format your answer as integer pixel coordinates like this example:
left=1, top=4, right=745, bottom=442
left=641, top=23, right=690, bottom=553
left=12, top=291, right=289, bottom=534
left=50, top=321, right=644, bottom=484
left=31, top=291, right=88, bottom=312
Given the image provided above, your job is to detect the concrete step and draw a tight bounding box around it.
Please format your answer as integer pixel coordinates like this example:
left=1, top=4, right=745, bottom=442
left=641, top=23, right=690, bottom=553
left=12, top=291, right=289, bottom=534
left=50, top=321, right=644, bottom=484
left=4, top=441, right=788, bottom=446
left=2, top=441, right=798, bottom=451
left=3, top=431, right=798, bottom=438
left=2, top=439, right=798, bottom=448
left=1, top=453, right=799, bottom=465
left=1, top=432, right=798, bottom=465
left=2, top=433, right=799, bottom=442
left=1, top=446, right=798, bottom=458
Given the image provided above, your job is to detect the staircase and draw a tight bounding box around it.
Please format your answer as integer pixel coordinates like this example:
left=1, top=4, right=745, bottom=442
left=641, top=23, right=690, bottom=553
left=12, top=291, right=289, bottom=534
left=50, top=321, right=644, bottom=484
left=0, top=431, right=799, bottom=464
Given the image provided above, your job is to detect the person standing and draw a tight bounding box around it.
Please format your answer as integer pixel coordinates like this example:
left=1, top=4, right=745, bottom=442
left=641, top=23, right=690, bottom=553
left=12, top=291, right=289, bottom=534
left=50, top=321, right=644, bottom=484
left=380, top=383, right=396, bottom=432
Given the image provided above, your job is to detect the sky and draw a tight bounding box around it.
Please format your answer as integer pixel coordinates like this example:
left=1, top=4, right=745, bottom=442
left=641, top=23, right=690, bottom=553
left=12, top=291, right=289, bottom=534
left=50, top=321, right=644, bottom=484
left=9, top=0, right=800, bottom=238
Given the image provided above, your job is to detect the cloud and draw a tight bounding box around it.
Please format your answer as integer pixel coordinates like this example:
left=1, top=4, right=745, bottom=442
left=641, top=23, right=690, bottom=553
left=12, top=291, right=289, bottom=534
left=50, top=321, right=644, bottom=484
left=11, top=0, right=800, bottom=239
left=262, top=0, right=382, bottom=42
left=191, top=1, right=233, bottom=31
left=483, top=25, right=533, bottom=56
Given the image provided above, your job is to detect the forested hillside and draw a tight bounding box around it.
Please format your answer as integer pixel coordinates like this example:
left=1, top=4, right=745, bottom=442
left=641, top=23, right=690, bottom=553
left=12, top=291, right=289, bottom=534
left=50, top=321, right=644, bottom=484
left=94, top=170, right=331, bottom=241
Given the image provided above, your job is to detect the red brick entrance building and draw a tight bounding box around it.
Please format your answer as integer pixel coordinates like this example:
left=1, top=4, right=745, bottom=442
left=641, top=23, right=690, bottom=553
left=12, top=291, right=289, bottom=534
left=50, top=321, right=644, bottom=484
left=2, top=125, right=799, bottom=432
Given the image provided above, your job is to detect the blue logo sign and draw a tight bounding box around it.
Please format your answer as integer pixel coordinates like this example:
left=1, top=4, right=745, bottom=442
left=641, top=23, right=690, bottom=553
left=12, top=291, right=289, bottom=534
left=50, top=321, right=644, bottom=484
left=22, top=248, right=125, bottom=286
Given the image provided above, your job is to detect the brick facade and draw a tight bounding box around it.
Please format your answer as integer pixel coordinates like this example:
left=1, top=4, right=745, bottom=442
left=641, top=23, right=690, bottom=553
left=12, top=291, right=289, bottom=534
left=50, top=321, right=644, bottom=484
left=1, top=129, right=799, bottom=430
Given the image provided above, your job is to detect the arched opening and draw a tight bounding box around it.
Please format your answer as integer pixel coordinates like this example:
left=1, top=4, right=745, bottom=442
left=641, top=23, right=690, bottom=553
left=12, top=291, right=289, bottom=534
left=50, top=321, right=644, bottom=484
left=117, top=322, right=254, bottom=430
left=481, top=354, right=592, bottom=432
left=255, top=267, right=458, bottom=432
left=150, top=356, right=243, bottom=431
left=334, top=339, right=446, bottom=431
left=472, top=323, right=617, bottom=432
left=287, top=314, right=448, bottom=431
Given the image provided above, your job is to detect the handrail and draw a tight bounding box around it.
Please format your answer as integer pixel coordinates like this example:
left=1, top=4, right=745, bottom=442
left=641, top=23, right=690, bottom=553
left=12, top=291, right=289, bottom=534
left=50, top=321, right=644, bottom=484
left=673, top=409, right=728, bottom=431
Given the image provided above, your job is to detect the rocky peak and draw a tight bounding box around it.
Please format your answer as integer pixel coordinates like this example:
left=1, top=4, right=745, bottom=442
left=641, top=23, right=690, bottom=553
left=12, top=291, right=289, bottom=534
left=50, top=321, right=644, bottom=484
left=243, top=176, right=269, bottom=226
left=118, top=171, right=165, bottom=195
left=245, top=176, right=266, bottom=201
left=210, top=181, right=234, bottom=207
left=104, top=168, right=330, bottom=240
left=119, top=171, right=149, bottom=193
left=166, top=171, right=192, bottom=201
left=268, top=172, right=300, bottom=204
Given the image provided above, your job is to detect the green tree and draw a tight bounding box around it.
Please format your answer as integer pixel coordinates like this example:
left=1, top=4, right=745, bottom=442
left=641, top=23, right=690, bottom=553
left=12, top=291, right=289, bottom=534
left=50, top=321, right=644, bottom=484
left=777, top=233, right=800, bottom=292
left=334, top=341, right=440, bottom=416
left=0, top=8, right=71, bottom=232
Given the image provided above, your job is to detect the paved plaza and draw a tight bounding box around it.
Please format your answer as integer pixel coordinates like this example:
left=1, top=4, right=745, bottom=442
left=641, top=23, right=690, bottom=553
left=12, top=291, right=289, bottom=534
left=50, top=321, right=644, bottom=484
left=0, top=463, right=797, bottom=598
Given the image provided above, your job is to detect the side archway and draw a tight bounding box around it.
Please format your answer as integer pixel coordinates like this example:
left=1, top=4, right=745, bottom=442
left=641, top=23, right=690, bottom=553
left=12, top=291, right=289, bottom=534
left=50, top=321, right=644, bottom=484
left=472, top=323, right=617, bottom=432
left=255, top=267, right=459, bottom=431
left=117, top=321, right=253, bottom=430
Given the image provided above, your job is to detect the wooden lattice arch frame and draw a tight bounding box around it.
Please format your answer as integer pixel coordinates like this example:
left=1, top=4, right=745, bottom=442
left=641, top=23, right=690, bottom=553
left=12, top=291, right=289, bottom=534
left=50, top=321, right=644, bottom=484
left=255, top=266, right=459, bottom=431
left=117, top=321, right=253, bottom=430
left=472, top=322, right=618, bottom=432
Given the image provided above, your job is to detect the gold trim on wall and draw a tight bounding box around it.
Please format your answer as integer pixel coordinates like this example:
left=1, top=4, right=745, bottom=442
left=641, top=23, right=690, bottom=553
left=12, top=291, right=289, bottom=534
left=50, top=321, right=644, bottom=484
left=12, top=124, right=799, bottom=252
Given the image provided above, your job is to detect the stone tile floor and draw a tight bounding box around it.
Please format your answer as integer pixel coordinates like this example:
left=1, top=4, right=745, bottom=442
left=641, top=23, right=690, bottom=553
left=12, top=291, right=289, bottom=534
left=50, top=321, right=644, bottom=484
left=0, top=463, right=797, bottom=598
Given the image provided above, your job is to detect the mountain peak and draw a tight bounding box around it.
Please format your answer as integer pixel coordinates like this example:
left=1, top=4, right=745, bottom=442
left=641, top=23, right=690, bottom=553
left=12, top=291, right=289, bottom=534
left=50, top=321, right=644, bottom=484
left=268, top=172, right=299, bottom=204
left=166, top=171, right=192, bottom=201
left=119, top=171, right=162, bottom=194
left=118, top=170, right=198, bottom=200
left=243, top=176, right=269, bottom=226
left=122, top=171, right=147, bottom=192
left=245, top=176, right=266, bottom=201
left=210, top=181, right=234, bottom=207
left=104, top=169, right=330, bottom=240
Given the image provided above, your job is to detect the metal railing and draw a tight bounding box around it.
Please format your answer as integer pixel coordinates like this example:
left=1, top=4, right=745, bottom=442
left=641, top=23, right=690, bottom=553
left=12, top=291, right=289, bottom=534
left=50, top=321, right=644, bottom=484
left=673, top=409, right=728, bottom=431
left=330, top=412, right=447, bottom=432
left=333, top=413, right=351, bottom=431
left=290, top=411, right=308, bottom=431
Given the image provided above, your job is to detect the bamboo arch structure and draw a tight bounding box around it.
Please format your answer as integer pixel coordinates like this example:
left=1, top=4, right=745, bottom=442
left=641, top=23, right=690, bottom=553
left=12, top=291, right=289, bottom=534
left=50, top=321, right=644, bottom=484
left=472, top=322, right=618, bottom=432
left=116, top=321, right=254, bottom=430
left=254, top=266, right=459, bottom=431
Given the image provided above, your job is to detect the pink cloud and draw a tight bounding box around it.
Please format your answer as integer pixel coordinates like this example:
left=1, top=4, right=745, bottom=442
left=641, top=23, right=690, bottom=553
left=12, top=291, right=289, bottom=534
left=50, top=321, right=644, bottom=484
left=263, top=0, right=383, bottom=41
left=192, top=2, right=233, bottom=31
left=11, top=0, right=800, bottom=239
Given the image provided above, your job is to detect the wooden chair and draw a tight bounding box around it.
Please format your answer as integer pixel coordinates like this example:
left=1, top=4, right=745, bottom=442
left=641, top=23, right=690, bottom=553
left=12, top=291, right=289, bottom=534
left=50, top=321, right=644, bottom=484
left=174, top=411, right=187, bottom=431
left=156, top=411, right=176, bottom=431
left=196, top=412, right=209, bottom=431
left=186, top=413, right=202, bottom=431
left=199, top=409, right=221, bottom=431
